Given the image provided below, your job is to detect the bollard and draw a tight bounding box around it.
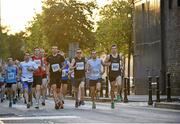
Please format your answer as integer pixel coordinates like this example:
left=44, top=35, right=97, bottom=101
left=166, top=73, right=172, bottom=102
left=148, top=76, right=153, bottom=105
left=156, top=76, right=160, bottom=102
left=105, top=76, right=109, bottom=98
left=123, top=77, right=128, bottom=103
left=127, top=77, right=130, bottom=95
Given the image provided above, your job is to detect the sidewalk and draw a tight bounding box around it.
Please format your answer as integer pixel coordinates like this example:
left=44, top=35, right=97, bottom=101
left=66, top=95, right=180, bottom=110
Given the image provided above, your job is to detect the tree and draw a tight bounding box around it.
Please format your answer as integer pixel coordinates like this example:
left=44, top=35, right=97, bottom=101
left=8, top=32, right=25, bottom=60
left=96, top=0, right=133, bottom=54
left=42, top=0, right=97, bottom=52
left=25, top=14, right=50, bottom=52
left=0, top=26, right=10, bottom=59
left=0, top=26, right=25, bottom=60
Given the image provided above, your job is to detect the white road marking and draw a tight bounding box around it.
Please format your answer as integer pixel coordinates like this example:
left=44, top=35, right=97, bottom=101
left=0, top=115, right=80, bottom=121
left=0, top=120, right=4, bottom=124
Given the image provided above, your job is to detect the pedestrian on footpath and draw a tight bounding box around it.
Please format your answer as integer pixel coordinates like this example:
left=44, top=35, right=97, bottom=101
left=86, top=49, right=105, bottom=109
left=70, top=48, right=86, bottom=108
left=19, top=52, right=38, bottom=108
left=46, top=46, right=65, bottom=109
left=4, top=58, right=19, bottom=107
left=104, top=44, right=123, bottom=109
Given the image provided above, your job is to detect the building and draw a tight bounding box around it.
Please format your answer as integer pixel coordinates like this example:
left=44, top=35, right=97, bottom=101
left=133, top=0, right=180, bottom=95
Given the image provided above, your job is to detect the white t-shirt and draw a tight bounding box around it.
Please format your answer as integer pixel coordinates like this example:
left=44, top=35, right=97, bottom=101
left=20, top=60, right=38, bottom=82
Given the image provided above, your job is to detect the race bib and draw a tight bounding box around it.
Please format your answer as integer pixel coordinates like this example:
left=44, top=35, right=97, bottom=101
left=62, top=70, right=67, bottom=77
left=76, top=62, right=84, bottom=70
left=8, top=73, right=15, bottom=80
left=51, top=64, right=60, bottom=72
left=34, top=60, right=41, bottom=67
left=111, top=63, right=119, bottom=71
left=21, top=77, right=33, bottom=82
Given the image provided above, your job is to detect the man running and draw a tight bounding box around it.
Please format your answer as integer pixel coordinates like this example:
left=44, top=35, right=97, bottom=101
left=46, top=46, right=65, bottom=109
left=0, top=63, right=6, bottom=103
left=104, top=44, right=123, bottom=109
left=61, top=54, right=70, bottom=105
left=32, top=48, right=44, bottom=109
left=4, top=58, right=19, bottom=107
left=87, top=49, right=105, bottom=109
left=40, top=48, right=48, bottom=106
left=20, top=52, right=38, bottom=108
left=70, top=48, right=86, bottom=108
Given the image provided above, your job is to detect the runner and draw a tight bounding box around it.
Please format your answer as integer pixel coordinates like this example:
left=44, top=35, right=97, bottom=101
left=15, top=60, right=22, bottom=100
left=40, top=48, right=48, bottom=106
left=69, top=67, right=75, bottom=97
left=32, top=48, right=44, bottom=109
left=4, top=58, right=19, bottom=107
left=19, top=52, right=38, bottom=108
left=60, top=53, right=70, bottom=105
left=87, top=49, right=105, bottom=109
left=0, top=63, right=5, bottom=103
left=70, top=48, right=86, bottom=108
left=46, top=46, right=65, bottom=109
left=104, top=44, right=123, bottom=109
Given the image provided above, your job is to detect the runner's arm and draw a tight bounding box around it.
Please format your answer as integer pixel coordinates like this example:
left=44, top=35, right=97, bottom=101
left=104, top=55, right=111, bottom=66
left=120, top=55, right=124, bottom=75
left=46, top=64, right=50, bottom=78
left=70, top=58, right=76, bottom=70
left=86, top=61, right=90, bottom=73
left=101, top=60, right=105, bottom=75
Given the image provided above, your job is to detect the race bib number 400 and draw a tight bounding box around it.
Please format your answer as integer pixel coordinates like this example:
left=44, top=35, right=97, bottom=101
left=8, top=73, right=15, bottom=80
left=76, top=62, right=84, bottom=70
left=111, top=63, right=119, bottom=71
left=51, top=64, right=60, bottom=72
left=34, top=60, right=41, bottom=67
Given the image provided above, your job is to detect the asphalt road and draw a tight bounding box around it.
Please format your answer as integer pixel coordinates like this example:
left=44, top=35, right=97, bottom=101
left=0, top=98, right=180, bottom=124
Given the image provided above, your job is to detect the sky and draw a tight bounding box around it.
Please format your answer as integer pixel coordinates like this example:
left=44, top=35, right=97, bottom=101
left=1, top=0, right=112, bottom=34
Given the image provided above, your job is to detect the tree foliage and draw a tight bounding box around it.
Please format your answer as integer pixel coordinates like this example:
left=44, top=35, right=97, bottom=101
left=96, top=0, right=133, bottom=54
left=42, top=0, right=97, bottom=52
left=0, top=27, right=25, bottom=60
left=25, top=14, right=49, bottom=52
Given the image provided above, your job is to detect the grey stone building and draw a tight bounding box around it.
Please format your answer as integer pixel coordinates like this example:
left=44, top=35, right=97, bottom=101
left=133, top=0, right=180, bottom=95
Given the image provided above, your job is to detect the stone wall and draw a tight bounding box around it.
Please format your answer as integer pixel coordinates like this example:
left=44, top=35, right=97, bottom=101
left=164, top=0, right=180, bottom=95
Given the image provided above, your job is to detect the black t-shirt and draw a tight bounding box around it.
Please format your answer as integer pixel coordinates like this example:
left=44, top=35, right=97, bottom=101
left=47, top=54, right=65, bottom=76
left=74, top=57, right=86, bottom=79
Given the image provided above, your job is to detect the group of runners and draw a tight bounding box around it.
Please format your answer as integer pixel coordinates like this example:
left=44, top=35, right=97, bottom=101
left=0, top=44, right=124, bottom=109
